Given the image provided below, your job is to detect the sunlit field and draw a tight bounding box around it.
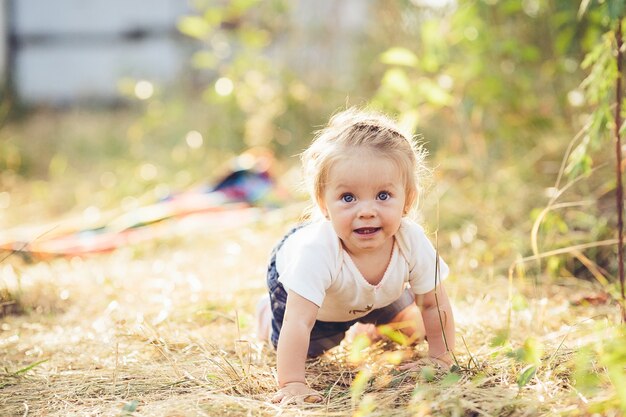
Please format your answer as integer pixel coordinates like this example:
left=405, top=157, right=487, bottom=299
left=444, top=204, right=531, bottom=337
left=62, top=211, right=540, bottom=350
left=2, top=2, right=626, bottom=415
left=1, top=107, right=623, bottom=417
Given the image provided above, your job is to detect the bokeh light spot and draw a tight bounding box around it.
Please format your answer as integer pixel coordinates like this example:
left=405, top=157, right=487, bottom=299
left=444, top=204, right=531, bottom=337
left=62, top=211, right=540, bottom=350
left=567, top=90, right=585, bottom=107
left=437, top=74, right=453, bottom=90
left=140, top=163, right=158, bottom=181
left=185, top=130, right=204, bottom=149
left=135, top=80, right=154, bottom=100
left=215, top=77, right=234, bottom=96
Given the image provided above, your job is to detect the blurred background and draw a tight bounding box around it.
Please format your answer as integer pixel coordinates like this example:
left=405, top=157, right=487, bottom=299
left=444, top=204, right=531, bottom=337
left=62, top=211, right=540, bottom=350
left=0, top=0, right=621, bottom=286
left=1, top=3, right=625, bottom=415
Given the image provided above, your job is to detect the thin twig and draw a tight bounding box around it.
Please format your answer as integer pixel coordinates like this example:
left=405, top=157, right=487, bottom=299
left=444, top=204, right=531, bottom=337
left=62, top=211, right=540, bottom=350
left=509, top=239, right=618, bottom=279
left=530, top=163, right=606, bottom=264
left=113, top=342, right=119, bottom=394
left=0, top=225, right=58, bottom=264
left=614, top=17, right=625, bottom=322
left=433, top=228, right=459, bottom=368
left=571, top=249, right=611, bottom=286
left=461, top=335, right=480, bottom=369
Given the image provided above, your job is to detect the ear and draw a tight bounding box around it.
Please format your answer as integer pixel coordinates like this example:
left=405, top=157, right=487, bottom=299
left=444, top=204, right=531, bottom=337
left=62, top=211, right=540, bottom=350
left=317, top=198, right=329, bottom=219
left=404, top=192, right=417, bottom=215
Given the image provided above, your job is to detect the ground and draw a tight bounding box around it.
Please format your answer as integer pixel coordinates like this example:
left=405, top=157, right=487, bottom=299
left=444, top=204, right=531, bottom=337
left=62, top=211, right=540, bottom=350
left=0, top=206, right=622, bottom=417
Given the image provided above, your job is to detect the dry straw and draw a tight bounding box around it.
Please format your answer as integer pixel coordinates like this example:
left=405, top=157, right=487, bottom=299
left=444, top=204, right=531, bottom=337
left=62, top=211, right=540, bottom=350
left=0, top=216, right=622, bottom=416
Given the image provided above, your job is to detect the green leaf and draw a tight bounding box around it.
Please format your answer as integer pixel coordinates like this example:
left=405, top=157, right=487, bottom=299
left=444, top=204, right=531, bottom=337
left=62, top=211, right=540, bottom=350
left=502, top=0, right=523, bottom=14
left=191, top=51, right=218, bottom=69
left=598, top=327, right=626, bottom=410
left=350, top=369, right=372, bottom=401
left=416, top=78, right=453, bottom=106
left=122, top=400, right=139, bottom=412
left=421, top=366, right=436, bottom=382
left=13, top=359, right=50, bottom=376
left=380, top=47, right=419, bottom=67
left=378, top=324, right=410, bottom=346
left=574, top=346, right=601, bottom=395
left=521, top=337, right=544, bottom=365
left=441, top=372, right=461, bottom=386
left=566, top=140, right=593, bottom=177
left=177, top=16, right=212, bottom=40
left=239, top=28, right=271, bottom=48
left=381, top=68, right=412, bottom=95
left=231, top=0, right=261, bottom=14
left=490, top=328, right=509, bottom=347
left=507, top=347, right=525, bottom=362
left=203, top=9, right=224, bottom=26
left=511, top=294, right=529, bottom=311
left=608, top=0, right=626, bottom=20
left=517, top=364, right=536, bottom=388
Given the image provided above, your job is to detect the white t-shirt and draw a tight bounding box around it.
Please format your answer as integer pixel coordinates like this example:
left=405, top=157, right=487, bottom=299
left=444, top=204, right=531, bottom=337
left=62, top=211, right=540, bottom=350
left=275, top=218, right=449, bottom=322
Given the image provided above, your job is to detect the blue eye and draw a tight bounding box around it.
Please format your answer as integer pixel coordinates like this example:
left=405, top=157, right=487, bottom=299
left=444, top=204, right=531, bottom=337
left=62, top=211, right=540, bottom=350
left=341, top=194, right=355, bottom=203
left=377, top=191, right=390, bottom=201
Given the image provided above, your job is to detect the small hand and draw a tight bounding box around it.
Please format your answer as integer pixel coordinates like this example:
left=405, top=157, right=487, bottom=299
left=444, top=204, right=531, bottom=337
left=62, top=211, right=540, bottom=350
left=271, top=381, right=323, bottom=405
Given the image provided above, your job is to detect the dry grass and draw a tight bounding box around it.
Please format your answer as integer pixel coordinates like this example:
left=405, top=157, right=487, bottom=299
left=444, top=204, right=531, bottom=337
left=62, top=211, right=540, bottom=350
left=0, top=206, right=622, bottom=417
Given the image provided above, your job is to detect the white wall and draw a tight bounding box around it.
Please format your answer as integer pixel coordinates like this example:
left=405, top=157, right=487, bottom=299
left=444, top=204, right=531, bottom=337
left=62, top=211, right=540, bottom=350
left=16, top=38, right=184, bottom=103
left=277, top=0, right=371, bottom=89
left=10, top=0, right=372, bottom=105
left=12, top=0, right=191, bottom=104
left=14, top=0, right=187, bottom=36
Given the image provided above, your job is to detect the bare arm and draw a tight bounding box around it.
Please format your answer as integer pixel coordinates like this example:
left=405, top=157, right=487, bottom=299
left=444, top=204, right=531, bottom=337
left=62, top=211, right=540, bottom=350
left=273, top=290, right=322, bottom=403
left=415, top=284, right=455, bottom=365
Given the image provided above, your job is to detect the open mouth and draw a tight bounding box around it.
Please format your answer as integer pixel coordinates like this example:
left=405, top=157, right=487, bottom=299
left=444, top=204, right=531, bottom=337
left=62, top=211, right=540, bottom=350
left=354, top=227, right=381, bottom=235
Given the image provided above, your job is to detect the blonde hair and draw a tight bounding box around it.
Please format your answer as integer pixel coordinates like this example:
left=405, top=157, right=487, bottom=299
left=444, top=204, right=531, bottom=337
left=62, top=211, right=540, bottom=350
left=301, top=108, right=429, bottom=216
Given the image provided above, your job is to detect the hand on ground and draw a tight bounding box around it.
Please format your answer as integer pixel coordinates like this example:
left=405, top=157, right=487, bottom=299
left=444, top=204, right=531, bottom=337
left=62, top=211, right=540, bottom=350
left=346, top=322, right=383, bottom=343
left=400, top=354, right=454, bottom=372
left=271, top=382, right=323, bottom=405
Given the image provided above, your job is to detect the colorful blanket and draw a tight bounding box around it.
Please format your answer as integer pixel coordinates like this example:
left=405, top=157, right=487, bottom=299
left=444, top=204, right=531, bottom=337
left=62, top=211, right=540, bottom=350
left=0, top=151, right=287, bottom=259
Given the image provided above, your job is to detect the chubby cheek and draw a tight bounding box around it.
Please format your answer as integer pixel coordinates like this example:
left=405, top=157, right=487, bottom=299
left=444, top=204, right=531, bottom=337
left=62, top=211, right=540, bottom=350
left=328, top=208, right=352, bottom=229
left=332, top=220, right=354, bottom=239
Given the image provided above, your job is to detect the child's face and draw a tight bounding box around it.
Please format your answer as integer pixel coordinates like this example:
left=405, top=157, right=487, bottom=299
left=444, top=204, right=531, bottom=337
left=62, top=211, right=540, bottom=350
left=320, top=150, right=406, bottom=257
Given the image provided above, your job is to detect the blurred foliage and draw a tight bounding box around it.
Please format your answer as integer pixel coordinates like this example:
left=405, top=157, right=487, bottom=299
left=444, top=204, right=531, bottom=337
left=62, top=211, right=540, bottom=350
left=177, top=0, right=291, bottom=150
left=572, top=323, right=626, bottom=414
left=372, top=0, right=598, bottom=153
left=363, top=1, right=621, bottom=286
left=573, top=1, right=626, bottom=177
left=175, top=0, right=381, bottom=158
left=0, top=0, right=622, bottom=285
left=0, top=0, right=617, bottom=289
left=0, top=1, right=624, bottom=413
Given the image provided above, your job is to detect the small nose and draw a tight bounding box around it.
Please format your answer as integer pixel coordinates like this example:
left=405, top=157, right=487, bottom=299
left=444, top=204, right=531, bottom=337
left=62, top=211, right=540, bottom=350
left=357, top=201, right=376, bottom=218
